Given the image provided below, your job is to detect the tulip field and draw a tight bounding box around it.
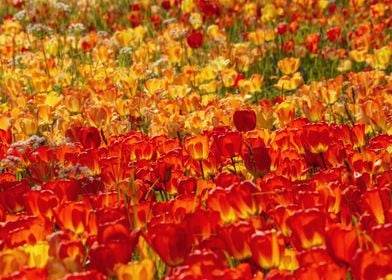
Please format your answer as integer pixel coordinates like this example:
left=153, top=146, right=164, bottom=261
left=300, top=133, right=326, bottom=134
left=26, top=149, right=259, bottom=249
left=0, top=0, right=392, bottom=279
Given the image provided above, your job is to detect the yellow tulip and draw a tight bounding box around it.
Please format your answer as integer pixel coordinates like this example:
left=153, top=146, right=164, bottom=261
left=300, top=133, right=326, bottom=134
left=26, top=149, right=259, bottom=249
left=277, top=57, right=301, bottom=75
left=116, top=259, right=155, bottom=280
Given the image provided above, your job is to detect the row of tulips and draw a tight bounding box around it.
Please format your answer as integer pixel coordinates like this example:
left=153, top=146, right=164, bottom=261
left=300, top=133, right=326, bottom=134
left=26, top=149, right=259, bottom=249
left=0, top=117, right=391, bottom=279
left=0, top=0, right=391, bottom=140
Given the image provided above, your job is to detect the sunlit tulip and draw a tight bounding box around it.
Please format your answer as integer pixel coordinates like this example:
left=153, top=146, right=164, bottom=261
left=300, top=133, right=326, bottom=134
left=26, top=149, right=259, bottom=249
left=251, top=230, right=285, bottom=270
left=115, top=259, right=155, bottom=280
left=218, top=221, right=254, bottom=260
left=361, top=188, right=390, bottom=225
left=22, top=241, right=50, bottom=268
left=184, top=135, right=209, bottom=161
left=216, top=131, right=242, bottom=158
left=274, top=101, right=296, bottom=127
left=274, top=72, right=303, bottom=91
left=207, top=188, right=238, bottom=223
left=277, top=57, right=301, bottom=75
left=287, top=209, right=326, bottom=249
left=55, top=201, right=93, bottom=235
left=23, top=190, right=59, bottom=220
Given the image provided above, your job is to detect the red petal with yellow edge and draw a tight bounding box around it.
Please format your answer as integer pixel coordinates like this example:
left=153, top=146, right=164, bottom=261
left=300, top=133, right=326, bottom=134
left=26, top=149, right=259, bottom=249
left=361, top=188, right=390, bottom=225
left=250, top=229, right=285, bottom=270
left=184, top=135, right=210, bottom=161
left=218, top=221, right=254, bottom=260
left=287, top=208, right=326, bottom=250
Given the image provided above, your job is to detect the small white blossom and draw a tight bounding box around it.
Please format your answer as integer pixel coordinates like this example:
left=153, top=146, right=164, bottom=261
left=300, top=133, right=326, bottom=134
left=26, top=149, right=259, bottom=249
left=67, top=23, right=86, bottom=35
left=13, top=10, right=26, bottom=21
left=54, top=2, right=71, bottom=13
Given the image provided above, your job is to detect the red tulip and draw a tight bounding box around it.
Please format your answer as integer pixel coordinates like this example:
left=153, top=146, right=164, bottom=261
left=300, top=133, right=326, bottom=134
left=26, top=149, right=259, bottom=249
left=58, top=240, right=86, bottom=267
left=371, top=223, right=392, bottom=249
left=54, top=201, right=95, bottom=235
left=23, top=190, right=59, bottom=219
left=305, top=33, right=320, bottom=53
left=214, top=172, right=241, bottom=189
left=233, top=109, right=256, bottom=132
left=228, top=181, right=260, bottom=219
left=2, top=268, right=48, bottom=280
left=89, top=240, right=134, bottom=275
left=207, top=188, right=238, bottom=223
left=326, top=27, right=341, bottom=43
left=187, top=31, right=203, bottom=49
left=277, top=22, right=288, bottom=35
left=297, top=247, right=333, bottom=267
left=0, top=179, right=30, bottom=213
left=241, top=139, right=271, bottom=177
left=287, top=208, right=326, bottom=249
left=42, top=179, right=81, bottom=203
left=62, top=270, right=107, bottom=280
left=184, top=209, right=221, bottom=243
left=325, top=224, right=360, bottom=264
left=361, top=188, right=390, bottom=225
left=128, top=11, right=142, bottom=27
left=216, top=131, right=242, bottom=158
left=294, top=262, right=347, bottom=280
left=80, top=127, right=101, bottom=149
left=350, top=248, right=392, bottom=280
left=0, top=129, right=12, bottom=144
left=218, top=221, right=254, bottom=260
left=199, top=0, right=220, bottom=17
left=250, top=230, right=285, bottom=270
left=1, top=216, right=51, bottom=249
left=302, top=123, right=331, bottom=154
left=146, top=223, right=192, bottom=266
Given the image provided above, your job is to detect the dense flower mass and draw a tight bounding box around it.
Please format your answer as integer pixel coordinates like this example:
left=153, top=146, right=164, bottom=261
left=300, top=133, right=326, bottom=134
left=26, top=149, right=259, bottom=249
left=0, top=0, right=391, bottom=279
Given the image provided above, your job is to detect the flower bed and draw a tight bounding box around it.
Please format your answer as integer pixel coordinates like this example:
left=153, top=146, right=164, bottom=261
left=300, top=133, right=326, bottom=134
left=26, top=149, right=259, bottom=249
left=0, top=1, right=391, bottom=279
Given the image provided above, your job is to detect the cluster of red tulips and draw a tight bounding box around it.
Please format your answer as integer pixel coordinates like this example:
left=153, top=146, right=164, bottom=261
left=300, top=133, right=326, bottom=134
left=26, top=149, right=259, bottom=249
left=0, top=0, right=391, bottom=279
left=1, top=116, right=391, bottom=279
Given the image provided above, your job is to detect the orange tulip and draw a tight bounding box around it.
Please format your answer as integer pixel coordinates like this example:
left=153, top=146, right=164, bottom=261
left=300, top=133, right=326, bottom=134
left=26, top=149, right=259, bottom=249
left=54, top=201, right=94, bottom=235
left=207, top=188, right=238, bottom=223
left=184, top=135, right=209, bottom=161
left=277, top=57, right=300, bottom=75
